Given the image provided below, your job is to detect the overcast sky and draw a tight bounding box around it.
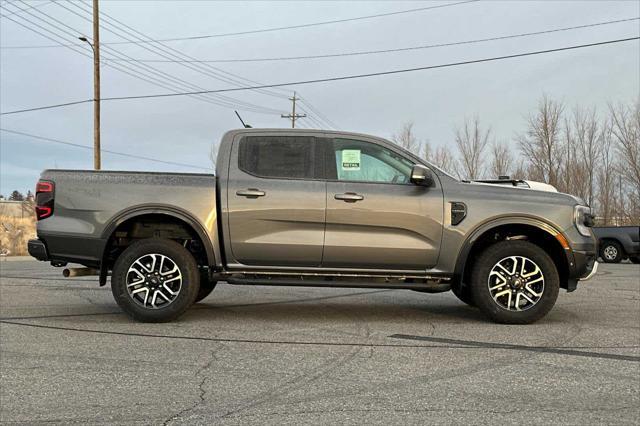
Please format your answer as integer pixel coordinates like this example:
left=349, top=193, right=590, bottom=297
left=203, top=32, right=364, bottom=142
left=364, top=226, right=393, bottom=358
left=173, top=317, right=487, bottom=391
left=1, top=0, right=638, bottom=195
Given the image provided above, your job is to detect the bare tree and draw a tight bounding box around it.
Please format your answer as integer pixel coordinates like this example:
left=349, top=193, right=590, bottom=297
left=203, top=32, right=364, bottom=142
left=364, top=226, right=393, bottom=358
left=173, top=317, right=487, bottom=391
left=517, top=95, right=564, bottom=187
left=489, top=142, right=512, bottom=178
left=454, top=116, right=491, bottom=179
left=571, top=106, right=601, bottom=206
left=392, top=121, right=427, bottom=158
left=430, top=145, right=457, bottom=177
left=510, top=158, right=529, bottom=180
left=609, top=101, right=640, bottom=222
left=596, top=121, right=616, bottom=224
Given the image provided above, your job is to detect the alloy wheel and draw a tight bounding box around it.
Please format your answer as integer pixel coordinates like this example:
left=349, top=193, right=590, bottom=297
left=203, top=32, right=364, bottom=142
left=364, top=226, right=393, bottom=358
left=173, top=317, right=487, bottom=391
left=126, top=253, right=182, bottom=309
left=487, top=256, right=545, bottom=311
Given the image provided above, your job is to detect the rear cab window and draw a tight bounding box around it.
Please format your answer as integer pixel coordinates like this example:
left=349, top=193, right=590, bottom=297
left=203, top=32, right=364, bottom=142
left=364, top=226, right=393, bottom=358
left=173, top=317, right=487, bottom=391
left=238, top=135, right=324, bottom=179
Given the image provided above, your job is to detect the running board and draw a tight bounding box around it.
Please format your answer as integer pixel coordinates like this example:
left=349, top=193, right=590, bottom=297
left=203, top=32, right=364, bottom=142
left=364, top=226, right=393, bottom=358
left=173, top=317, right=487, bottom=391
left=225, top=277, right=451, bottom=293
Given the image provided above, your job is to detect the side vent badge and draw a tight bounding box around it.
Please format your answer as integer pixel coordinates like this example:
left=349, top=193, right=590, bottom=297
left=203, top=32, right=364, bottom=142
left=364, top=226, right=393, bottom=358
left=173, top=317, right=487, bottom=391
left=451, top=202, right=467, bottom=226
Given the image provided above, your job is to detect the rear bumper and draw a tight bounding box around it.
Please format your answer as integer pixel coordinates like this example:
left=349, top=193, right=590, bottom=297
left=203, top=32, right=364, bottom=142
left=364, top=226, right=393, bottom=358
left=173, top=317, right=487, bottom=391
left=28, top=239, right=49, bottom=261
left=30, top=232, right=105, bottom=268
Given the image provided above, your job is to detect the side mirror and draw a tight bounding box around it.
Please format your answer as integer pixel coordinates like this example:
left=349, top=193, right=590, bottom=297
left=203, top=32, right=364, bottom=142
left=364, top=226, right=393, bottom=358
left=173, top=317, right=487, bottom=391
left=410, top=164, right=434, bottom=187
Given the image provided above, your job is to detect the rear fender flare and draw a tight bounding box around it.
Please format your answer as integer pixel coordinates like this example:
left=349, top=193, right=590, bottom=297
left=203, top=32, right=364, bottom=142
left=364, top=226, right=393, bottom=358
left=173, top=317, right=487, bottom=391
left=100, top=205, right=216, bottom=279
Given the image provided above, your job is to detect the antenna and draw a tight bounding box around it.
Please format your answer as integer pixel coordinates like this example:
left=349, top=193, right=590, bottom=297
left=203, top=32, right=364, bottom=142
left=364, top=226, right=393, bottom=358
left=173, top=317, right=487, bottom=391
left=234, top=110, right=252, bottom=128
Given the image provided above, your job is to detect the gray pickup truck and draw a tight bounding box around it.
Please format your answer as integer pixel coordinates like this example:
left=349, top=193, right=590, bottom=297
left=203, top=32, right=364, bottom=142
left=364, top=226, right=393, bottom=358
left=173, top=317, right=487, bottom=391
left=593, top=226, right=640, bottom=263
left=28, top=129, right=598, bottom=324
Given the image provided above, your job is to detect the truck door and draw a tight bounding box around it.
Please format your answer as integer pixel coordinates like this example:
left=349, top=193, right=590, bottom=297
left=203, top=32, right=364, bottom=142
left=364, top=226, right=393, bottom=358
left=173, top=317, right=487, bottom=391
left=322, top=137, right=444, bottom=270
left=226, top=134, right=326, bottom=267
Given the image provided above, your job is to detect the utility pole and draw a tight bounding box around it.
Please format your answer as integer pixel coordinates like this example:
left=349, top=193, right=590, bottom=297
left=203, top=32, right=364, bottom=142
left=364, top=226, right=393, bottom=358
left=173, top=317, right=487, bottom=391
left=281, top=92, right=306, bottom=128
left=92, top=0, right=101, bottom=170
left=80, top=0, right=101, bottom=170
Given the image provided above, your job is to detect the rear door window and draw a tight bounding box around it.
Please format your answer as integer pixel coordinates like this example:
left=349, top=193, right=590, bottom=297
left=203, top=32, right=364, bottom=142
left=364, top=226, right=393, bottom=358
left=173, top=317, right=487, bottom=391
left=238, top=136, right=318, bottom=179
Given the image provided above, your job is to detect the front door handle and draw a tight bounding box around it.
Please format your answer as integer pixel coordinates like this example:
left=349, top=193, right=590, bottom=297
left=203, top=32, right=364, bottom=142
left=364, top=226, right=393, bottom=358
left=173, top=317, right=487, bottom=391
left=236, top=188, right=266, bottom=198
left=335, top=192, right=364, bottom=202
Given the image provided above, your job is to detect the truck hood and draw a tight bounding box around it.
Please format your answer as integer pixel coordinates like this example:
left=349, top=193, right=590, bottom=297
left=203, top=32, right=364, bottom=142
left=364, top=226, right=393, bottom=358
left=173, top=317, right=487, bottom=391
left=464, top=181, right=584, bottom=206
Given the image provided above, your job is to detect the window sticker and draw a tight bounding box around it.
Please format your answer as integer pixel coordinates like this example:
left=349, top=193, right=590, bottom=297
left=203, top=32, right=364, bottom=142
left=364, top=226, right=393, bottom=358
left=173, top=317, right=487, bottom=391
left=341, top=149, right=361, bottom=171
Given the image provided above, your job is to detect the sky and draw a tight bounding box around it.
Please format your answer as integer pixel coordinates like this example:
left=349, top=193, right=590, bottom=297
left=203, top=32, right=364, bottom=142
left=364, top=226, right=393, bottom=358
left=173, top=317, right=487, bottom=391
left=1, top=0, right=639, bottom=195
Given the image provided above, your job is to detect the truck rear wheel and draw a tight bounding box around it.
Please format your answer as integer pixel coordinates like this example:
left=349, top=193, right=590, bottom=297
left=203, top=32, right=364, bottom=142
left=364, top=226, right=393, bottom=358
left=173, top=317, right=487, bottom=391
left=470, top=240, right=559, bottom=324
left=600, top=240, right=623, bottom=263
left=111, top=238, right=200, bottom=322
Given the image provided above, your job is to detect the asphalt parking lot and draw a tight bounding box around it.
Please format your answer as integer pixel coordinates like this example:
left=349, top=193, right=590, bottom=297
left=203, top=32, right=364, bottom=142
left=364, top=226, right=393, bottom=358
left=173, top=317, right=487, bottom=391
left=1, top=260, right=638, bottom=425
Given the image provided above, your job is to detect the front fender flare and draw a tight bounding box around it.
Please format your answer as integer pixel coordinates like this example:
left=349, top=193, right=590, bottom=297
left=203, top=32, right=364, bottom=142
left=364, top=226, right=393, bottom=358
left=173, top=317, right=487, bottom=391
left=453, top=216, right=566, bottom=282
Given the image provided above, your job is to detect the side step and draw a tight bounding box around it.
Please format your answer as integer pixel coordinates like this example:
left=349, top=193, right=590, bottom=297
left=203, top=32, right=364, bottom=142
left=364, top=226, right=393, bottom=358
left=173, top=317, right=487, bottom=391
left=225, top=277, right=451, bottom=293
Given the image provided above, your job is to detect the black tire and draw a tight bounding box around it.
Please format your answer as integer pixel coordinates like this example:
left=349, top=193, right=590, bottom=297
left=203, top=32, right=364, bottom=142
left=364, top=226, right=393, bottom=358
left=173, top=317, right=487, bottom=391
left=600, top=240, right=623, bottom=263
left=452, top=283, right=476, bottom=307
left=195, top=279, right=217, bottom=303
left=630, top=256, right=640, bottom=264
left=470, top=240, right=559, bottom=324
left=111, top=238, right=200, bottom=322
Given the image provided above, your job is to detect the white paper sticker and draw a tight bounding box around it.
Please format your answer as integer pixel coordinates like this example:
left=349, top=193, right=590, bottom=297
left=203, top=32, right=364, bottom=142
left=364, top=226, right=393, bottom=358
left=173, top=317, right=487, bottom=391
left=341, top=150, right=361, bottom=171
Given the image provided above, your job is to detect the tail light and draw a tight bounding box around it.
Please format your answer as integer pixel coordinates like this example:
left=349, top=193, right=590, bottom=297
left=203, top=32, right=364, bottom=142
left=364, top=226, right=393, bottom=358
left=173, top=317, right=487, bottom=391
left=35, top=180, right=55, bottom=220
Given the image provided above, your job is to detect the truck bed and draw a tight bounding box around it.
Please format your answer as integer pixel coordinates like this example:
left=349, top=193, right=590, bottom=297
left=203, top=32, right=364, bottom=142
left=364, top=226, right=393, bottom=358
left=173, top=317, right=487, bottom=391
left=36, top=169, right=218, bottom=266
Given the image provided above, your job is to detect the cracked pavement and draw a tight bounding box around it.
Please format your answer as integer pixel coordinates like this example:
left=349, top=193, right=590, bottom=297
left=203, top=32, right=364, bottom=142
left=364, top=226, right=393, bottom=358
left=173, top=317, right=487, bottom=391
left=1, top=259, right=639, bottom=424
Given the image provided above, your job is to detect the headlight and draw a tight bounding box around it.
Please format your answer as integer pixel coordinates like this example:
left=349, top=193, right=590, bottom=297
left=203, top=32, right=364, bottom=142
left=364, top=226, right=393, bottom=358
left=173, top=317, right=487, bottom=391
left=574, top=205, right=593, bottom=237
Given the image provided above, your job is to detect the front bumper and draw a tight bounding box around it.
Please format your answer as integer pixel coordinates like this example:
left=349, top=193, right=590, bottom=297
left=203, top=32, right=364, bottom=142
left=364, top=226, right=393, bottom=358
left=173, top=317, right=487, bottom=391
left=580, top=260, right=598, bottom=281
left=565, top=241, right=597, bottom=291
left=573, top=249, right=598, bottom=279
left=28, top=239, right=49, bottom=261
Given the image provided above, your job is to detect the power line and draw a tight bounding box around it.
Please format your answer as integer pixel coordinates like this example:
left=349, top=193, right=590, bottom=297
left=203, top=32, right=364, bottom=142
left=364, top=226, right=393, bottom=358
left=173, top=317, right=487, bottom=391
left=0, top=0, right=477, bottom=49
left=11, top=1, right=285, bottom=114
left=1, top=99, right=93, bottom=116
left=102, top=17, right=640, bottom=64
left=3, top=1, right=333, bottom=123
left=97, top=37, right=640, bottom=102
left=298, top=98, right=339, bottom=129
left=2, top=36, right=637, bottom=116
left=0, top=128, right=213, bottom=171
left=0, top=3, right=285, bottom=116
left=0, top=0, right=51, bottom=18
left=1, top=1, right=352, bottom=125
left=64, top=1, right=291, bottom=100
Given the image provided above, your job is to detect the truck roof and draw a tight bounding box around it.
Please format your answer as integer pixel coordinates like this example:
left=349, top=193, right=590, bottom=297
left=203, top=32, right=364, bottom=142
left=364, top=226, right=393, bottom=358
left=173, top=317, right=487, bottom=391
left=222, top=128, right=390, bottom=142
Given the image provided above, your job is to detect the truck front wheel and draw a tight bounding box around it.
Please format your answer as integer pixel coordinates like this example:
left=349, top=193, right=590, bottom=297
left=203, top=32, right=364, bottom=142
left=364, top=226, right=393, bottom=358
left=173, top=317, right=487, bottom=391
left=111, top=239, right=200, bottom=322
left=470, top=241, right=559, bottom=324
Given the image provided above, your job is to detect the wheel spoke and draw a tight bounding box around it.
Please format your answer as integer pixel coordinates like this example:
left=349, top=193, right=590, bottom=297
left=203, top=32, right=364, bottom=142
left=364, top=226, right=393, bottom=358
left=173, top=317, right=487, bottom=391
left=156, top=288, right=171, bottom=302
left=524, top=284, right=542, bottom=297
left=522, top=263, right=540, bottom=278
left=163, top=283, right=178, bottom=295
left=127, top=277, right=145, bottom=288
left=521, top=293, right=536, bottom=305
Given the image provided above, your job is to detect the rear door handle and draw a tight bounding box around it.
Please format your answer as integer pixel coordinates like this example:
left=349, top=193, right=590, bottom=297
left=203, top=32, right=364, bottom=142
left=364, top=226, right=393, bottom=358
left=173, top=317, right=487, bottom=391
left=236, top=188, right=266, bottom=198
left=335, top=192, right=364, bottom=202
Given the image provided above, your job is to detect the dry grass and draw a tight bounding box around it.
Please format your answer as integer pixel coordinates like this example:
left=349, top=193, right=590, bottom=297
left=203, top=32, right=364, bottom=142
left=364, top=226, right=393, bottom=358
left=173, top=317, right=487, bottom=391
left=0, top=215, right=36, bottom=256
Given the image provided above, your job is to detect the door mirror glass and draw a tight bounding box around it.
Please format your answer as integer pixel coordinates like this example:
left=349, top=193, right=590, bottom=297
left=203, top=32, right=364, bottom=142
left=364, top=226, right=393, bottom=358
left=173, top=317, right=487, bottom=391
left=410, top=165, right=434, bottom=187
